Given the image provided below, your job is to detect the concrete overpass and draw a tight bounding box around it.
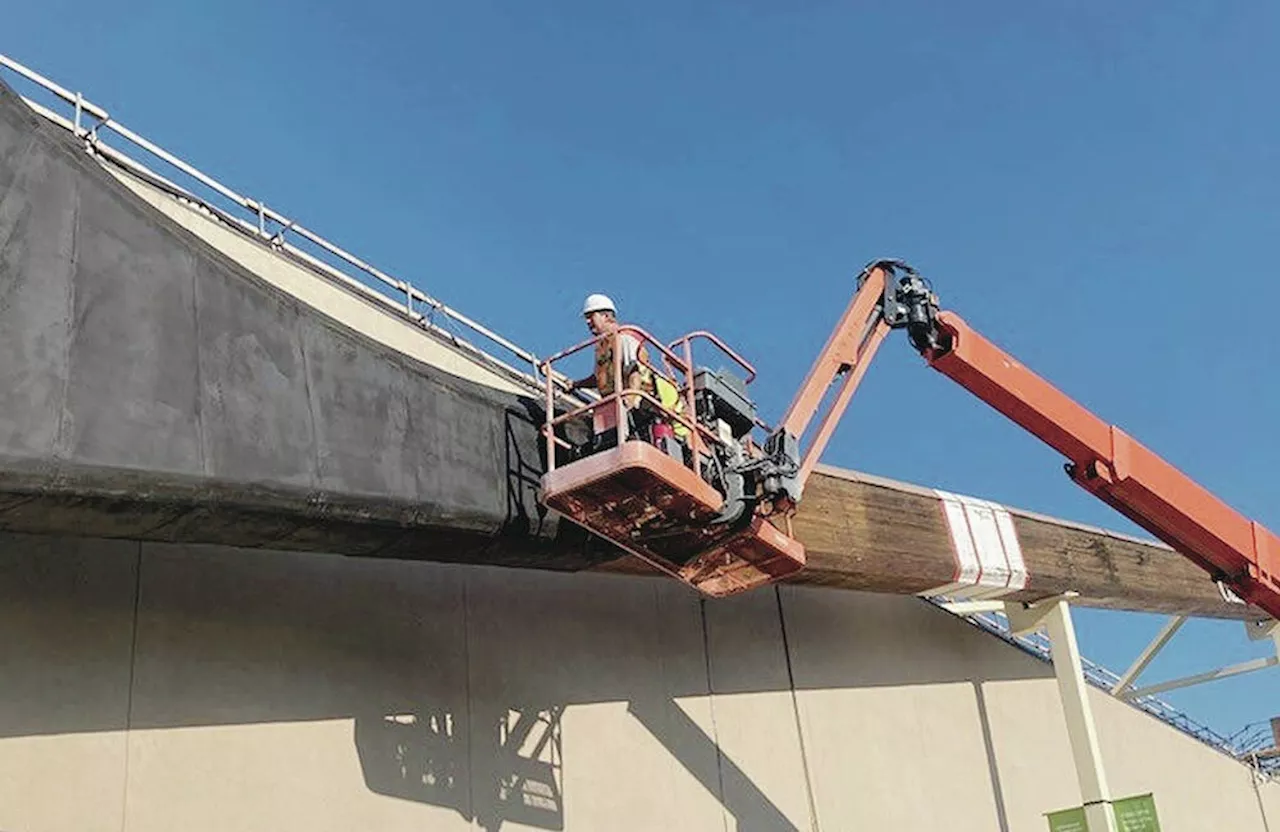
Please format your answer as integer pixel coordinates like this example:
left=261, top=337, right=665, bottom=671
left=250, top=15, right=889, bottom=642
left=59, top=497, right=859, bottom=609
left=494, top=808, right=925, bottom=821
left=1, top=57, right=1277, bottom=830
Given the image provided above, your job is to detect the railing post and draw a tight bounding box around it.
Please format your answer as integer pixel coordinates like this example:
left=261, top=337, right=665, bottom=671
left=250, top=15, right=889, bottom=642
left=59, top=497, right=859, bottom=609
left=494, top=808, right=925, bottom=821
left=544, top=360, right=555, bottom=474
left=402, top=282, right=415, bottom=320
left=681, top=337, right=698, bottom=469
left=614, top=331, right=624, bottom=444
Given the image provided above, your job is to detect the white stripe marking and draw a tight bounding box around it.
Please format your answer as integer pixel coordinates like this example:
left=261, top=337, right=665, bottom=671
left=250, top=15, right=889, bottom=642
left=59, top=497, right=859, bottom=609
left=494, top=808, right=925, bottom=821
left=922, top=490, right=1028, bottom=600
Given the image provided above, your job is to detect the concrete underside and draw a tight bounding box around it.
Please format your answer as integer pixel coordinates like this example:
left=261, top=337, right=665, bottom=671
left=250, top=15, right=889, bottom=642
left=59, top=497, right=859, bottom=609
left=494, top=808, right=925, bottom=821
left=0, top=533, right=1276, bottom=832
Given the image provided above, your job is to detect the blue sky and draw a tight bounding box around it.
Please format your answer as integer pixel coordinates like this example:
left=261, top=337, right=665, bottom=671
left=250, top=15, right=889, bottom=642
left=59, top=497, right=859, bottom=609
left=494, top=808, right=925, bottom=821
left=6, top=2, right=1278, bottom=742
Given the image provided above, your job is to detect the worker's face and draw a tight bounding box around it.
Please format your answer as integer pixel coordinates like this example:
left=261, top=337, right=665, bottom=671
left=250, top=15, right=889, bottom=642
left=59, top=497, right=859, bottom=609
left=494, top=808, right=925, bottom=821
left=585, top=310, right=615, bottom=336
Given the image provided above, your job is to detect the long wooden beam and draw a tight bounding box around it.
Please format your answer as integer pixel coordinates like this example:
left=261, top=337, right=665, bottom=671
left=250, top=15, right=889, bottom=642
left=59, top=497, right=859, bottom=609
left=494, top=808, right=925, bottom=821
left=0, top=455, right=1257, bottom=622
left=597, top=464, right=1264, bottom=621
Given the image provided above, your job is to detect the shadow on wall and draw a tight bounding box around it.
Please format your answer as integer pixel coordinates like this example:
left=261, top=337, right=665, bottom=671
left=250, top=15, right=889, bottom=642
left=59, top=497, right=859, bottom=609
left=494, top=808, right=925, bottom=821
left=973, top=681, right=1012, bottom=832
left=627, top=697, right=801, bottom=832
left=0, top=531, right=1060, bottom=831
left=353, top=696, right=801, bottom=832
left=502, top=401, right=555, bottom=542
left=356, top=702, right=565, bottom=832
left=494, top=400, right=616, bottom=571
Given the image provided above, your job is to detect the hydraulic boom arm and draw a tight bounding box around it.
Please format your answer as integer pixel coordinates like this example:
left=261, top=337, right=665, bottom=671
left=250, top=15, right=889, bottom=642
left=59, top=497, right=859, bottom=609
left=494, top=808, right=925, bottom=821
left=779, top=260, right=1280, bottom=620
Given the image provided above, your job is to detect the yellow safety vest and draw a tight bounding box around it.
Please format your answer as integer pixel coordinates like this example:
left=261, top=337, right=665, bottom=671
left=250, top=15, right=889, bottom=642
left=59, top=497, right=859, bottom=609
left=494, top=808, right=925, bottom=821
left=594, top=332, right=655, bottom=397
left=655, top=373, right=690, bottom=439
left=594, top=330, right=689, bottom=440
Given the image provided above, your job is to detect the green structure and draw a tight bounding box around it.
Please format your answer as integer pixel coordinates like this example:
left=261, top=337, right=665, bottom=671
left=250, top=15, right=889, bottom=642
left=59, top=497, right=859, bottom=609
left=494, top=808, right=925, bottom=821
left=1047, top=794, right=1160, bottom=832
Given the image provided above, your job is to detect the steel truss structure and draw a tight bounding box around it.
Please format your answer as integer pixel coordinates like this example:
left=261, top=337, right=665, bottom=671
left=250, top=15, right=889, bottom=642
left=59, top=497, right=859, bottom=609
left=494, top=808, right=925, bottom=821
left=937, top=597, right=1280, bottom=784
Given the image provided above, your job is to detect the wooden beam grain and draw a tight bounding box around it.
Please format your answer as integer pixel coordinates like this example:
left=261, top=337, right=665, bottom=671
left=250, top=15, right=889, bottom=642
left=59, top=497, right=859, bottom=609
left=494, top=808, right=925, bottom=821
left=795, top=465, right=1262, bottom=620
left=594, top=463, right=1264, bottom=621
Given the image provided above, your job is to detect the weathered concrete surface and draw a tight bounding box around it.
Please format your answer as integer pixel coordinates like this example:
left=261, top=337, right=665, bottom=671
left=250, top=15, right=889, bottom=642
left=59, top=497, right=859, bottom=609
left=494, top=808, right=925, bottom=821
left=0, top=533, right=1274, bottom=831
left=0, top=75, right=613, bottom=573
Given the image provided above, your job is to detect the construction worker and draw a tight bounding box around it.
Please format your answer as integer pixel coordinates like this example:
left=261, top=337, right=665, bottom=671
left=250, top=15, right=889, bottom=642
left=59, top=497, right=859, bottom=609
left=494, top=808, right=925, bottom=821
left=567, top=294, right=651, bottom=399
left=567, top=294, right=685, bottom=457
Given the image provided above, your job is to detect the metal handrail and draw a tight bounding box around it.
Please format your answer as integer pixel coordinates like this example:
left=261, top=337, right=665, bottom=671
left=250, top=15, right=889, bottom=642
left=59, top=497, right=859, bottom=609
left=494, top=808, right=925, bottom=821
left=0, top=51, right=552, bottom=397
left=669, top=330, right=758, bottom=383
left=544, top=324, right=692, bottom=376
left=667, top=331, right=779, bottom=442
left=541, top=325, right=724, bottom=475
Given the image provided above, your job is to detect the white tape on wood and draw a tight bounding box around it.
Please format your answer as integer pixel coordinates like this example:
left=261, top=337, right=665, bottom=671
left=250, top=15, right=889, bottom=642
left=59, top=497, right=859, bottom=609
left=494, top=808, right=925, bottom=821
left=921, top=490, right=1028, bottom=600
left=1217, top=581, right=1245, bottom=605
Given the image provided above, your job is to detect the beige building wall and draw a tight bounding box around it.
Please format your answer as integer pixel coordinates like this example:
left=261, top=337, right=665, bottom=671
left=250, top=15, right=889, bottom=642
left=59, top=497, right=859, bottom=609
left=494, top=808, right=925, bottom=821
left=0, top=531, right=1275, bottom=832
left=0, top=537, right=137, bottom=832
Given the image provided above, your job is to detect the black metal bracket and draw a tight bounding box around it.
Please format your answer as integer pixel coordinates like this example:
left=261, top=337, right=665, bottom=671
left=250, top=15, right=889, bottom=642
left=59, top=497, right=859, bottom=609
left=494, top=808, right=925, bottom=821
left=858, top=258, right=948, bottom=356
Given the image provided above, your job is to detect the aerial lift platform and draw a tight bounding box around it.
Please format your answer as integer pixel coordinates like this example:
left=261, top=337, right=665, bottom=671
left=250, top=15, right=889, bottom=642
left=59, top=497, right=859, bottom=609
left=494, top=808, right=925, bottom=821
left=539, top=259, right=1280, bottom=622
left=539, top=330, right=806, bottom=597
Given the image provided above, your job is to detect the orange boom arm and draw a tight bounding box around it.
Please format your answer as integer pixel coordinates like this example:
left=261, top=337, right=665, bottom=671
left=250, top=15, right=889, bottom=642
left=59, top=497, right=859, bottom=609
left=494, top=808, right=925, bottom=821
left=927, top=309, right=1280, bottom=617
left=783, top=260, right=1280, bottom=619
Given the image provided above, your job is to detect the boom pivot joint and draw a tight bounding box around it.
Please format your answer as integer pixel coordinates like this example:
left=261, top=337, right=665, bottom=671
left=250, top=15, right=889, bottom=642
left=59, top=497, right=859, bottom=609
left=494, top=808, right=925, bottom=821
left=863, top=259, right=949, bottom=356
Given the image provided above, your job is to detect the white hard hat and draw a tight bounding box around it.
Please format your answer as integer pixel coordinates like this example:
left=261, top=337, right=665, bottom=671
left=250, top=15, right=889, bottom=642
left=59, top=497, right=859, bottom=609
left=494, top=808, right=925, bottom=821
left=582, top=293, right=616, bottom=316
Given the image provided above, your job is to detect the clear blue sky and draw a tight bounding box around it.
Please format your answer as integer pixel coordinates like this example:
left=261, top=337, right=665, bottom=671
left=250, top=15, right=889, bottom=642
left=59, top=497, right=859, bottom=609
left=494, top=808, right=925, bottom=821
left=7, top=2, right=1278, bottom=742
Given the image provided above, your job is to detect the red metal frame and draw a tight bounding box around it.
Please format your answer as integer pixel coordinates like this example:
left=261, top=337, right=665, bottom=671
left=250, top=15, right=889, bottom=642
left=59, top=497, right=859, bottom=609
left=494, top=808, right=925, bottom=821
left=780, top=265, right=895, bottom=489
left=669, top=331, right=758, bottom=383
